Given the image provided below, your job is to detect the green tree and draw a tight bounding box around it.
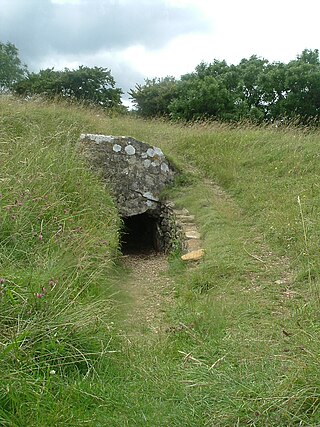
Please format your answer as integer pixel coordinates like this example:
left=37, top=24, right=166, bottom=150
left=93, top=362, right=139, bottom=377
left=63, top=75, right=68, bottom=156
left=258, top=61, right=288, bottom=120
left=129, top=77, right=178, bottom=117
left=281, top=49, right=320, bottom=121
left=169, top=74, right=235, bottom=121
left=0, top=42, right=27, bottom=91
left=129, top=50, right=320, bottom=124
left=168, top=60, right=238, bottom=121
left=14, top=66, right=123, bottom=110
left=233, top=55, right=270, bottom=121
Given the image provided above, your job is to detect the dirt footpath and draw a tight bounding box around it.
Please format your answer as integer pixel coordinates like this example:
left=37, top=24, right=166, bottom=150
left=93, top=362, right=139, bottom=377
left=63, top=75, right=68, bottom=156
left=120, top=252, right=175, bottom=335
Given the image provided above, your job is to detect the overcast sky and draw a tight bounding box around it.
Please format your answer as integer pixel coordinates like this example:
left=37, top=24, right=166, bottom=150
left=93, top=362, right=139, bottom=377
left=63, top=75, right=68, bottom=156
left=1, top=0, right=320, bottom=105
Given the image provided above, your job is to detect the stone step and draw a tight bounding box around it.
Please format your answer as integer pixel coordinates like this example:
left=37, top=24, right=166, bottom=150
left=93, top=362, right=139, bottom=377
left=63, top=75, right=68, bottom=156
left=185, top=230, right=201, bottom=239
left=184, top=238, right=202, bottom=252
left=176, top=221, right=194, bottom=228
left=173, top=207, right=204, bottom=262
left=181, top=249, right=204, bottom=261
left=176, top=215, right=195, bottom=222
left=173, top=208, right=190, bottom=216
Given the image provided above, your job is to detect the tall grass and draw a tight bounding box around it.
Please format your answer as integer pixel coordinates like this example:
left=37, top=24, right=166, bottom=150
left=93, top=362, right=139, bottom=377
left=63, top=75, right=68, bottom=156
left=158, top=121, right=320, bottom=425
left=103, top=114, right=320, bottom=424
left=94, top=113, right=320, bottom=424
left=0, top=97, right=120, bottom=425
left=2, top=97, right=320, bottom=425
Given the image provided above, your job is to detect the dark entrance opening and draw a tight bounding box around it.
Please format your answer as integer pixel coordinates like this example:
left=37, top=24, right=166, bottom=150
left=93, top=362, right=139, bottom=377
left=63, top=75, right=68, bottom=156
left=121, top=212, right=161, bottom=254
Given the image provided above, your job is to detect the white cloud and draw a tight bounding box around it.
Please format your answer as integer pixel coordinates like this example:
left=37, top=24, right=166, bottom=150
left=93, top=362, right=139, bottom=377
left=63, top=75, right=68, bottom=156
left=1, top=0, right=320, bottom=105
left=121, top=33, right=215, bottom=79
left=191, top=0, right=320, bottom=63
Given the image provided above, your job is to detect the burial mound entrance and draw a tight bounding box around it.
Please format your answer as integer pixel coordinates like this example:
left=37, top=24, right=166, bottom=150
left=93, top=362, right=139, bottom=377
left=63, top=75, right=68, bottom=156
left=121, top=212, right=159, bottom=254
left=78, top=134, right=180, bottom=254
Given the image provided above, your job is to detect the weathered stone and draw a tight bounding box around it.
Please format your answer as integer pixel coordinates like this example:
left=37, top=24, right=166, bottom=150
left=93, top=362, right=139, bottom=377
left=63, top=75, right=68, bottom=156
left=181, top=249, right=205, bottom=261
left=185, top=230, right=201, bottom=239
left=177, top=214, right=195, bottom=223
left=78, top=134, right=176, bottom=217
left=184, top=239, right=202, bottom=252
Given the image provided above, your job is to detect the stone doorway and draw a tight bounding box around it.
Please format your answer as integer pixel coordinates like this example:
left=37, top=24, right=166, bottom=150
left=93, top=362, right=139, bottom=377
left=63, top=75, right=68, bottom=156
left=121, top=212, right=161, bottom=254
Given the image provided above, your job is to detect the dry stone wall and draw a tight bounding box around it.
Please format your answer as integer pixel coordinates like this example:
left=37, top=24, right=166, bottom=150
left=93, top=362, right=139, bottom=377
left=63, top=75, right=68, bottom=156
left=155, top=203, right=183, bottom=253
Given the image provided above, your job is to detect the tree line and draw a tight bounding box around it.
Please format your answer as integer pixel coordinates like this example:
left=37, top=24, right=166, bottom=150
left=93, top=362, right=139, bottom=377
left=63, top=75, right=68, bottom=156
left=1, top=40, right=320, bottom=123
left=129, top=49, right=320, bottom=123
left=0, top=41, right=123, bottom=111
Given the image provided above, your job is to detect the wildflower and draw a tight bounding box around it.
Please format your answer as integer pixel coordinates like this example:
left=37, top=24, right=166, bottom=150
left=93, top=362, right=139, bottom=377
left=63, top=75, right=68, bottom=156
left=0, top=278, right=5, bottom=284
left=49, top=370, right=56, bottom=375
left=48, top=279, right=57, bottom=289
left=41, top=287, right=47, bottom=294
left=39, top=234, right=43, bottom=241
left=36, top=292, right=44, bottom=299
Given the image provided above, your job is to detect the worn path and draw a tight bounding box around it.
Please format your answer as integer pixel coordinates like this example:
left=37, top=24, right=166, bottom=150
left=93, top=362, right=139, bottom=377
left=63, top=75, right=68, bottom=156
left=120, top=252, right=175, bottom=335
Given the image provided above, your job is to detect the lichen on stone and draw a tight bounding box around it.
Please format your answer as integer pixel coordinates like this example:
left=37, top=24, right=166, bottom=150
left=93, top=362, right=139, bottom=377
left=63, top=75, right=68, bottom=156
left=78, top=134, right=175, bottom=217
left=113, top=144, right=122, bottom=152
left=125, top=145, right=135, bottom=155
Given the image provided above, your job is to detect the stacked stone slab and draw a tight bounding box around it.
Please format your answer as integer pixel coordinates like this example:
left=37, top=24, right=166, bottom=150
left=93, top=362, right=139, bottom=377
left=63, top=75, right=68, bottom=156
left=173, top=207, right=204, bottom=261
left=156, top=204, right=183, bottom=253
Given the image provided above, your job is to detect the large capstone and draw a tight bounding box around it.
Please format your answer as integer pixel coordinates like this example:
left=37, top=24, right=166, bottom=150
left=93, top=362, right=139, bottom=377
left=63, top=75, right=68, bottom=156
left=78, top=134, right=176, bottom=217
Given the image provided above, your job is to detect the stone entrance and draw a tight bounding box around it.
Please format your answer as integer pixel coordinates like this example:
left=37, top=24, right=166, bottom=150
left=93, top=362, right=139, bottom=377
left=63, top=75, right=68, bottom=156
left=121, top=213, right=159, bottom=254
left=120, top=203, right=182, bottom=254
left=78, top=134, right=180, bottom=253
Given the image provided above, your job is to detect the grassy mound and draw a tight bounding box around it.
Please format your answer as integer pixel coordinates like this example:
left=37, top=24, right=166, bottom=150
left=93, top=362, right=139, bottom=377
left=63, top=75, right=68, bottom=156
left=160, top=122, right=320, bottom=425
left=2, top=97, right=320, bottom=425
left=0, top=98, right=120, bottom=425
left=104, top=116, right=320, bottom=425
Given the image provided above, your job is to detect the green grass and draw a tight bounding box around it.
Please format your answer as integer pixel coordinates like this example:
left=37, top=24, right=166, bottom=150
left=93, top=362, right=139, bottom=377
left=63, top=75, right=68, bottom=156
left=2, top=97, right=320, bottom=425
left=0, top=97, right=120, bottom=425
left=160, top=123, right=320, bottom=425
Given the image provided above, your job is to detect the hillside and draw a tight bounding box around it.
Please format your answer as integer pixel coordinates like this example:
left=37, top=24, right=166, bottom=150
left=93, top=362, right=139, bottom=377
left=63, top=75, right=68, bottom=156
left=1, top=97, right=320, bottom=426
